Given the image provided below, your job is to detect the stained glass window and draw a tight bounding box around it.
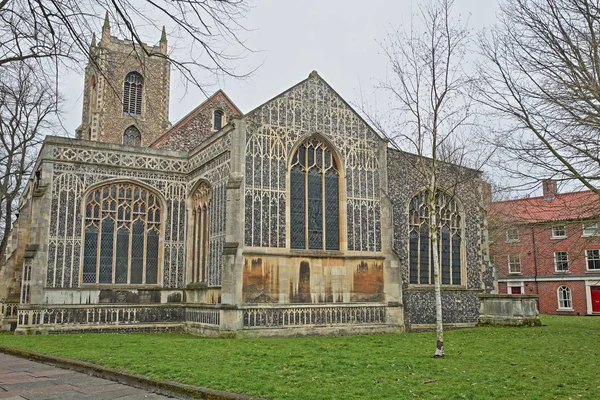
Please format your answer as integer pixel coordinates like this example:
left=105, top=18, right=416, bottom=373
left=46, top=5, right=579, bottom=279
left=290, top=138, right=340, bottom=250
left=408, top=189, right=463, bottom=285
left=123, top=71, right=143, bottom=115
left=82, top=182, right=161, bottom=285
left=123, top=126, right=141, bottom=146
left=191, top=181, right=211, bottom=283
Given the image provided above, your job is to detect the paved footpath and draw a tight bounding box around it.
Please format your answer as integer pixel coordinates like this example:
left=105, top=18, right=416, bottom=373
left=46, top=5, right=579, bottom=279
left=0, top=353, right=175, bottom=400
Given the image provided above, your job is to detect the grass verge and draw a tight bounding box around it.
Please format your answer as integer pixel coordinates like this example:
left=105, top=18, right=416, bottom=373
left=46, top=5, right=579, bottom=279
left=0, top=315, right=598, bottom=399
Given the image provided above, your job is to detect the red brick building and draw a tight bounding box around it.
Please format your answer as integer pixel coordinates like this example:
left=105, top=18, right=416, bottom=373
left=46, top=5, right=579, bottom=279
left=489, top=180, right=600, bottom=315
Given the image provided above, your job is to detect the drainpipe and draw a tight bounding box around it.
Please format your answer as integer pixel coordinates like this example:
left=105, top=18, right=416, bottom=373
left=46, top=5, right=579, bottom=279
left=531, top=225, right=540, bottom=309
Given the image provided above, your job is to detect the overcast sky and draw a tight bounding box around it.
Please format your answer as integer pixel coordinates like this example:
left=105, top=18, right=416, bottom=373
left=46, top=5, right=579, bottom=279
left=58, top=0, right=501, bottom=136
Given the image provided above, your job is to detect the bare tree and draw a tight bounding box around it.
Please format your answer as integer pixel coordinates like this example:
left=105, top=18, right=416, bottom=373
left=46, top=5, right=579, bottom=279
left=0, top=0, right=253, bottom=92
left=378, top=0, right=474, bottom=357
left=0, top=63, right=58, bottom=259
left=478, top=0, right=600, bottom=195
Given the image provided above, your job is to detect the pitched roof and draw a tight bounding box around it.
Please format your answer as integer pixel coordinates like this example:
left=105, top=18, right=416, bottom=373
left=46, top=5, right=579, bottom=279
left=150, top=90, right=242, bottom=148
left=245, top=70, right=385, bottom=141
left=489, top=190, right=600, bottom=224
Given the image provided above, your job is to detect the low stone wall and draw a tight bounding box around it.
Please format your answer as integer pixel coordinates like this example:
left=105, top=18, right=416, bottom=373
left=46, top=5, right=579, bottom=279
left=478, top=294, right=541, bottom=326
left=9, top=303, right=403, bottom=336
left=0, top=302, right=18, bottom=331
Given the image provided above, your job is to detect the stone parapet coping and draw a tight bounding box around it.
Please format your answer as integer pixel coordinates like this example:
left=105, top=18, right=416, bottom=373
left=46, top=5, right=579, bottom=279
left=0, top=345, right=266, bottom=400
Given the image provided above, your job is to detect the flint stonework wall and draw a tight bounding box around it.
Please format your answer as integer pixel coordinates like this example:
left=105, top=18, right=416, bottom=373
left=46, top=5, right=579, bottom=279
left=386, top=149, right=493, bottom=328
left=153, top=92, right=240, bottom=152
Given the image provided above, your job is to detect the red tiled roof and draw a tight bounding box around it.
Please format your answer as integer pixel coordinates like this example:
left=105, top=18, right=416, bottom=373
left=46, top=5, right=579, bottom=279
left=489, top=190, right=600, bottom=224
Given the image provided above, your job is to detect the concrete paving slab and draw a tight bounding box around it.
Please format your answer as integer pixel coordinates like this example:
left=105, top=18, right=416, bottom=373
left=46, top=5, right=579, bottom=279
left=0, top=354, right=174, bottom=400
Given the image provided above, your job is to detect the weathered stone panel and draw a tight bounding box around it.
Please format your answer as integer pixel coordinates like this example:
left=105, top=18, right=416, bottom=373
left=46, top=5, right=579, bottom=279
left=242, top=256, right=385, bottom=304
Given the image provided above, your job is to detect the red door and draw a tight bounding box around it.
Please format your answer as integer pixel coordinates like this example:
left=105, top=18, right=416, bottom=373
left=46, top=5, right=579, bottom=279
left=592, top=287, right=600, bottom=313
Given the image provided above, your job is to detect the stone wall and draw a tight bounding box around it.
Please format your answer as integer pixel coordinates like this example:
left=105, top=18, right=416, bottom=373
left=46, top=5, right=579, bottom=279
left=478, top=294, right=540, bottom=326
left=386, top=149, right=493, bottom=328
left=78, top=32, right=170, bottom=146
left=152, top=91, right=241, bottom=152
left=40, top=137, right=189, bottom=299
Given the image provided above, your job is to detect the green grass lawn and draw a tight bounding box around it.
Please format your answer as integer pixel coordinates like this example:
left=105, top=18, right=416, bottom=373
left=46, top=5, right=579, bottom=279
left=1, top=315, right=599, bottom=399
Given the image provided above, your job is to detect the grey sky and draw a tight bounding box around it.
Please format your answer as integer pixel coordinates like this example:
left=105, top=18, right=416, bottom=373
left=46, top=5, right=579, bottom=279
left=58, top=0, right=500, bottom=138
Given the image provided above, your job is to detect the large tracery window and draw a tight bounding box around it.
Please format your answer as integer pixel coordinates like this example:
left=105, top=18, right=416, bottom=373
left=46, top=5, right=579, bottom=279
left=409, top=189, right=463, bottom=285
left=290, top=137, right=340, bottom=250
left=82, top=182, right=161, bottom=285
left=123, top=126, right=141, bottom=146
left=191, top=181, right=211, bottom=283
left=123, top=71, right=143, bottom=115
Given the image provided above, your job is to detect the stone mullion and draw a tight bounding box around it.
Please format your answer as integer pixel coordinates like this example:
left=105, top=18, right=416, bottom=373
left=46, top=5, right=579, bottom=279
left=68, top=181, right=79, bottom=287
left=60, top=181, right=70, bottom=287
left=110, top=211, right=118, bottom=284
left=320, top=148, right=326, bottom=251
left=303, top=147, right=308, bottom=249
left=52, top=181, right=64, bottom=288
left=142, top=217, right=148, bottom=285
left=192, top=209, right=197, bottom=282
left=203, top=204, right=210, bottom=282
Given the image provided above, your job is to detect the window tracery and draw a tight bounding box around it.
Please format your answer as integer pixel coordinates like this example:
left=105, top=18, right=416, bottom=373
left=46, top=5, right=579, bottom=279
left=191, top=181, right=211, bottom=283
left=243, top=76, right=382, bottom=251
left=123, top=126, right=141, bottom=146
left=290, top=137, right=340, bottom=250
left=123, top=71, right=143, bottom=115
left=409, top=189, right=462, bottom=285
left=82, top=182, right=161, bottom=285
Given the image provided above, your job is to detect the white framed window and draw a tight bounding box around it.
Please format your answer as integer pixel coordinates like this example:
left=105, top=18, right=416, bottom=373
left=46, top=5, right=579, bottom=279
left=506, top=228, right=519, bottom=242
left=557, top=286, right=572, bottom=309
left=508, top=282, right=524, bottom=294
left=586, top=249, right=600, bottom=270
left=583, top=222, right=598, bottom=237
left=554, top=251, right=569, bottom=272
left=508, top=254, right=521, bottom=274
left=552, top=225, right=566, bottom=238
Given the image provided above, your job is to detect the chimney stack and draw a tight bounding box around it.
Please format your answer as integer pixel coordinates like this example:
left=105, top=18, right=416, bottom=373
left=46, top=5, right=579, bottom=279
left=542, top=179, right=557, bottom=199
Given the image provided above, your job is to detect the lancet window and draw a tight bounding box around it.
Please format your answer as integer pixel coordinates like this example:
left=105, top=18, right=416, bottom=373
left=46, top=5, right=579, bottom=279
left=123, top=71, right=143, bottom=115
left=123, top=126, right=141, bottom=146
left=213, top=110, right=224, bottom=131
left=82, top=182, right=161, bottom=285
left=191, top=181, right=211, bottom=283
left=290, top=137, right=340, bottom=250
left=409, top=189, right=463, bottom=285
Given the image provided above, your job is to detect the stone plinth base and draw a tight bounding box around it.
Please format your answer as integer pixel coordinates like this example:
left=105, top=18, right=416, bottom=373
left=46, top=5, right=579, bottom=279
left=478, top=294, right=541, bottom=326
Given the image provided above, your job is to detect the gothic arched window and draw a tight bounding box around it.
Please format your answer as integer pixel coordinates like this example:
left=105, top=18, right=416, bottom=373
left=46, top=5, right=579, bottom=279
left=191, top=181, right=211, bottom=283
left=123, top=126, right=141, bottom=146
left=213, top=110, right=224, bottom=131
left=409, top=189, right=462, bottom=285
left=290, top=137, right=340, bottom=250
left=82, top=182, right=161, bottom=285
left=123, top=71, right=143, bottom=115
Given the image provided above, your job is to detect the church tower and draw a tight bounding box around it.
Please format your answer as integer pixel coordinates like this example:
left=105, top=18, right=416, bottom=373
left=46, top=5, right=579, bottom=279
left=76, top=13, right=171, bottom=146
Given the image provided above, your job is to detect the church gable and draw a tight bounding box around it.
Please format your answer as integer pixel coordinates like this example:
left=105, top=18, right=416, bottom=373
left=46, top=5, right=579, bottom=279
left=152, top=90, right=241, bottom=152
left=244, top=72, right=385, bottom=252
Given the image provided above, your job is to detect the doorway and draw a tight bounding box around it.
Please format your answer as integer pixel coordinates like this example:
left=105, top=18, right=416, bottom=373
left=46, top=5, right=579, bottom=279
left=591, top=286, right=600, bottom=313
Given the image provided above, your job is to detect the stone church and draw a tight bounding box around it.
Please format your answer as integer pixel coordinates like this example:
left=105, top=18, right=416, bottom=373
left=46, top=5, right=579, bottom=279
left=0, top=20, right=493, bottom=335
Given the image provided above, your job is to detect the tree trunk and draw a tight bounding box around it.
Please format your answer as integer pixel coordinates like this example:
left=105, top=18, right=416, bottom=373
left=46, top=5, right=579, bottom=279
left=429, top=180, right=444, bottom=358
